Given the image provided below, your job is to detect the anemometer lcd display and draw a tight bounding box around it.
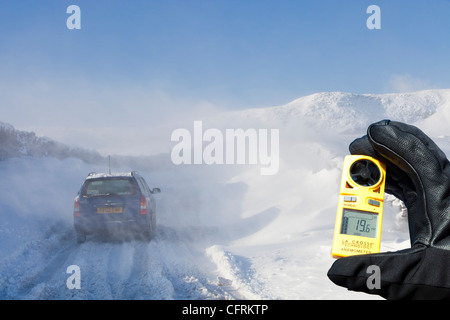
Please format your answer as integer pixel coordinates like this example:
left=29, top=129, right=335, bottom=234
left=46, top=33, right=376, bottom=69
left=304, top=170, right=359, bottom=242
left=332, top=155, right=386, bottom=259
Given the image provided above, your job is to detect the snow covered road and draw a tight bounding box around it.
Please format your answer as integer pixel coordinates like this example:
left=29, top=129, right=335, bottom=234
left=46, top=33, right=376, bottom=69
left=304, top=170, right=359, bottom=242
left=0, top=222, right=249, bottom=300
left=0, top=156, right=276, bottom=300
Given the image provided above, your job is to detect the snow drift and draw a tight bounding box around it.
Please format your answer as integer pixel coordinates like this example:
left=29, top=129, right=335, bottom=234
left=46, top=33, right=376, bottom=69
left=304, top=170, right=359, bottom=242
left=0, top=89, right=449, bottom=300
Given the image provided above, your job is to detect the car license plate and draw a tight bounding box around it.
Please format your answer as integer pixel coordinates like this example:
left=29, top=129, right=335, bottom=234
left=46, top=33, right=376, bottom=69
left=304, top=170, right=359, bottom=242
left=97, top=207, right=123, bottom=214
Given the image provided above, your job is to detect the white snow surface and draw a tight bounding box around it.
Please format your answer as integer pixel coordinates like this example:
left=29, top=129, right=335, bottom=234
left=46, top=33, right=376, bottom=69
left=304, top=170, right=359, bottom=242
left=1, top=89, right=450, bottom=300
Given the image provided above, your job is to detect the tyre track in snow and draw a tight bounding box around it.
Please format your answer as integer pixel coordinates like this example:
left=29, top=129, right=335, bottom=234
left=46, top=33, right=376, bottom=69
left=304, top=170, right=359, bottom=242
left=0, top=222, right=77, bottom=299
left=0, top=222, right=239, bottom=300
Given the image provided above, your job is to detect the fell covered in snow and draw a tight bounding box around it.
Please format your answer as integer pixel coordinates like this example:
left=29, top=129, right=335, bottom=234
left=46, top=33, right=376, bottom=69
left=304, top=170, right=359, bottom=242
left=0, top=89, right=449, bottom=300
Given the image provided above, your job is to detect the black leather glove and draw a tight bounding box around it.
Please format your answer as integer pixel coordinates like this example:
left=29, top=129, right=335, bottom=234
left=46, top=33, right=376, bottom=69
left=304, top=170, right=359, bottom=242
left=327, top=120, right=450, bottom=300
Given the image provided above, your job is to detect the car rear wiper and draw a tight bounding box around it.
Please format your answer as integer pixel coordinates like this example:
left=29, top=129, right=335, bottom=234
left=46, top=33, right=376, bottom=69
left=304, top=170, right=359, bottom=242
left=83, top=193, right=113, bottom=197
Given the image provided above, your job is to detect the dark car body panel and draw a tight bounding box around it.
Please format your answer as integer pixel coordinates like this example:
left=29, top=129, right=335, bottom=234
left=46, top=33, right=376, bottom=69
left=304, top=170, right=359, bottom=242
left=74, top=172, right=159, bottom=242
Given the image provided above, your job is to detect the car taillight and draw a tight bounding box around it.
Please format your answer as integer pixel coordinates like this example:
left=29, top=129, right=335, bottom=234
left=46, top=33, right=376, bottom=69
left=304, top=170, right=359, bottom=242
left=74, top=196, right=80, bottom=217
left=140, top=195, right=148, bottom=215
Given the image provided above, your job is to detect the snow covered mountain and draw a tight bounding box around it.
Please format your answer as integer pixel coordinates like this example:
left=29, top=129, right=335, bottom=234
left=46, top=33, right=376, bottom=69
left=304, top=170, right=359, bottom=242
left=218, top=89, right=450, bottom=132
left=0, top=89, right=449, bottom=300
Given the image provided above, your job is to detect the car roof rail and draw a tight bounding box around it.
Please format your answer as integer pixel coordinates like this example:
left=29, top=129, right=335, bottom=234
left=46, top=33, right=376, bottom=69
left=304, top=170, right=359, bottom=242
left=87, top=172, right=96, bottom=177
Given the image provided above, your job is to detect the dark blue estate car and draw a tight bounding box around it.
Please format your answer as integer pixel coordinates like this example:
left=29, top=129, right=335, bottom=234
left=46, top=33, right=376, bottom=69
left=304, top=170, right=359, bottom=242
left=73, top=171, right=160, bottom=243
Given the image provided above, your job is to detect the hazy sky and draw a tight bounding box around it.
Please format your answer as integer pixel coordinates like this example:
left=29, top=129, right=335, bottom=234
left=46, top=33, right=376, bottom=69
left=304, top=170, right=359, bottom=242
left=1, top=0, right=450, bottom=153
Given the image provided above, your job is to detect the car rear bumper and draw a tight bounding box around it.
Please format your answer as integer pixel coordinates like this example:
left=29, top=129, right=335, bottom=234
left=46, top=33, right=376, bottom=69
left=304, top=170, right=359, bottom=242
left=74, top=216, right=151, bottom=235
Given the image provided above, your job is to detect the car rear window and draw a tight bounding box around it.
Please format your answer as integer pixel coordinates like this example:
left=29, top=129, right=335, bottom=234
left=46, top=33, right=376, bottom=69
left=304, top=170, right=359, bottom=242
left=81, top=178, right=138, bottom=197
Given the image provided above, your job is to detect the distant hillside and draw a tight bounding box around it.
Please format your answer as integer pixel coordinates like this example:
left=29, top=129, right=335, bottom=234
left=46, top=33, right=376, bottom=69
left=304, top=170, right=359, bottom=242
left=0, top=121, right=171, bottom=172
left=0, top=121, right=104, bottom=163
left=3, top=89, right=449, bottom=170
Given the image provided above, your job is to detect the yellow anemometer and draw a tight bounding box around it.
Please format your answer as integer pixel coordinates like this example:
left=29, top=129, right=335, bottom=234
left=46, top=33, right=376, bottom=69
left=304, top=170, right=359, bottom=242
left=332, top=155, right=386, bottom=259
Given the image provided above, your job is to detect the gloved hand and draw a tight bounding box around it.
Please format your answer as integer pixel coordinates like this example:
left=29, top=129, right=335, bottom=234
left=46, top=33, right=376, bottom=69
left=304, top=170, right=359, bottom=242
left=327, top=120, right=450, bottom=300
